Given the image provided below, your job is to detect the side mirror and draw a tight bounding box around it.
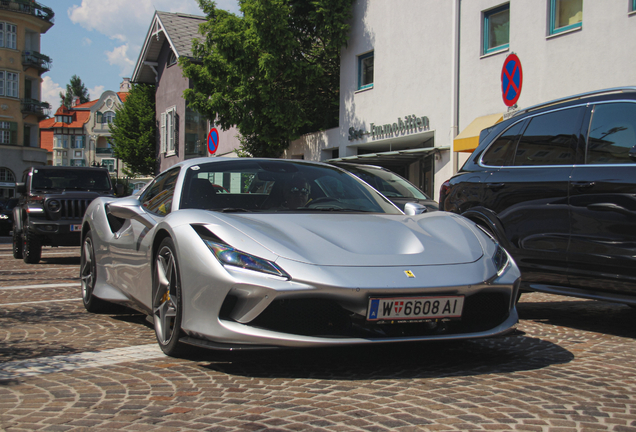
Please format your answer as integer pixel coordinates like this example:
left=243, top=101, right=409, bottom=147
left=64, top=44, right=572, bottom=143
left=16, top=183, right=26, bottom=194
left=107, top=197, right=156, bottom=229
left=404, top=202, right=427, bottom=216
left=629, top=145, right=636, bottom=162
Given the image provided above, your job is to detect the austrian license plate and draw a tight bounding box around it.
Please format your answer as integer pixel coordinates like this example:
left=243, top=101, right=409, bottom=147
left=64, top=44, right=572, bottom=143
left=367, top=296, right=464, bottom=321
left=70, top=225, right=82, bottom=232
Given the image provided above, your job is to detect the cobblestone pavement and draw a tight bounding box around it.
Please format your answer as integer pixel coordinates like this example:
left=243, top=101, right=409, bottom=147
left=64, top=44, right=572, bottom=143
left=0, top=239, right=635, bottom=431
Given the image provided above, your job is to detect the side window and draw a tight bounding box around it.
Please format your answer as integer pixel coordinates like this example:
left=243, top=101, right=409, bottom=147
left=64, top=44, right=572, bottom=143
left=587, top=103, right=636, bottom=164
left=481, top=121, right=524, bottom=166
left=513, top=107, right=583, bottom=166
left=141, top=168, right=180, bottom=216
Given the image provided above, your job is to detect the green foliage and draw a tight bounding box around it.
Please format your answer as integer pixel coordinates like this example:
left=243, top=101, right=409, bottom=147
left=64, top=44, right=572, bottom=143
left=59, top=75, right=90, bottom=109
left=109, top=84, right=157, bottom=177
left=182, top=0, right=354, bottom=157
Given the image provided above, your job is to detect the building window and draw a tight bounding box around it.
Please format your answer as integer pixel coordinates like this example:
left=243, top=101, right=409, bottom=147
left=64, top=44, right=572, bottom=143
left=0, top=168, right=15, bottom=183
left=103, top=111, right=115, bottom=124
left=161, top=107, right=177, bottom=155
left=168, top=50, right=177, bottom=66
left=73, top=136, right=85, bottom=149
left=0, top=71, right=19, bottom=98
left=0, top=121, right=17, bottom=145
left=358, top=51, right=374, bottom=90
left=0, top=22, right=17, bottom=50
left=483, top=4, right=510, bottom=54
left=185, top=106, right=208, bottom=159
left=70, top=159, right=86, bottom=167
left=101, top=159, right=115, bottom=173
left=631, top=0, right=636, bottom=12
left=549, top=0, right=582, bottom=35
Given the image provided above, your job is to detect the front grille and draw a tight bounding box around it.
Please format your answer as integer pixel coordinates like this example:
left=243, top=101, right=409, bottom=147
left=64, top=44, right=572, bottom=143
left=244, top=292, right=511, bottom=338
left=60, top=199, right=92, bottom=219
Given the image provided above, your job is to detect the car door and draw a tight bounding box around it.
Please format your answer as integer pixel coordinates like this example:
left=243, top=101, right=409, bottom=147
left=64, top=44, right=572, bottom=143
left=107, top=167, right=180, bottom=308
left=568, top=101, right=636, bottom=295
left=480, top=106, right=585, bottom=285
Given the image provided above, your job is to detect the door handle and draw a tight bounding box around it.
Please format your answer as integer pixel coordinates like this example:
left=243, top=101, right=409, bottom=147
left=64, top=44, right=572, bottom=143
left=487, top=183, right=505, bottom=190
left=571, top=181, right=595, bottom=189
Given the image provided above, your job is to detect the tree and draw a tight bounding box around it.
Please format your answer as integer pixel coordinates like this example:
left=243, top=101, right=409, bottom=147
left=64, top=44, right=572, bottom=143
left=182, top=0, right=354, bottom=157
left=59, top=75, right=90, bottom=108
left=109, top=84, right=157, bottom=177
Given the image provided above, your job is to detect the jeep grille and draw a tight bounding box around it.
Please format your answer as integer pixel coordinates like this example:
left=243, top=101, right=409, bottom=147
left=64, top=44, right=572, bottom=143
left=60, top=199, right=92, bottom=219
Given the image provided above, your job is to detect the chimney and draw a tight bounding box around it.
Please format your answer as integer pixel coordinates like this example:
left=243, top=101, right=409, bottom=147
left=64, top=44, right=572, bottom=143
left=120, top=78, right=131, bottom=92
left=72, top=96, right=80, bottom=107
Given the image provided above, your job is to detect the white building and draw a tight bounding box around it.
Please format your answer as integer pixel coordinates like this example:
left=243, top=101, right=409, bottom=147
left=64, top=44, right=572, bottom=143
left=284, top=0, right=636, bottom=200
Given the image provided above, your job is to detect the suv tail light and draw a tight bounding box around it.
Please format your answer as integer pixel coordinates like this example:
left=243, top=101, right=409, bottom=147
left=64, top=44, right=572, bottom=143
left=439, top=180, right=451, bottom=211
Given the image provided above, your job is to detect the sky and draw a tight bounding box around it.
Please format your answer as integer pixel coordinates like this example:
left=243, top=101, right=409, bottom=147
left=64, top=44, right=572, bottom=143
left=40, top=0, right=241, bottom=109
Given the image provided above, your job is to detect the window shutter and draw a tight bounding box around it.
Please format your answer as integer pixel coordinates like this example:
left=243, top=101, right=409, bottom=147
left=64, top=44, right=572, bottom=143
left=160, top=112, right=166, bottom=154
left=96, top=112, right=103, bottom=124
left=9, top=122, right=17, bottom=145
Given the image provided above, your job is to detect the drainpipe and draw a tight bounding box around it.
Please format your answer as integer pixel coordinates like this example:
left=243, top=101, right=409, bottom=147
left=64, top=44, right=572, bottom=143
left=450, top=0, right=461, bottom=174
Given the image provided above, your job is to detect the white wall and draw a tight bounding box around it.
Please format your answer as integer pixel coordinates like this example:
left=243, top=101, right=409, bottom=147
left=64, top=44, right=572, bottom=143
left=458, top=0, right=636, bottom=135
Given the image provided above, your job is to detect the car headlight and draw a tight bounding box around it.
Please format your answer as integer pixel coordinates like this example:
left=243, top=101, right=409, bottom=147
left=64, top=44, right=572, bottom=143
left=47, top=200, right=61, bottom=212
left=493, top=244, right=510, bottom=276
left=0, top=214, right=8, bottom=220
left=203, top=240, right=290, bottom=279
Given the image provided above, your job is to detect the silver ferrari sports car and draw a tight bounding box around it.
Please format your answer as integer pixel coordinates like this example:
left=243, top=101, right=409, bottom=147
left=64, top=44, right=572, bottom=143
left=80, top=158, right=520, bottom=357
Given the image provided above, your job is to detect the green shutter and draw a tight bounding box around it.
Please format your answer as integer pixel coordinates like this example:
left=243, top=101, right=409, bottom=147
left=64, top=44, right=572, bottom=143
left=9, top=122, right=17, bottom=145
left=96, top=112, right=103, bottom=123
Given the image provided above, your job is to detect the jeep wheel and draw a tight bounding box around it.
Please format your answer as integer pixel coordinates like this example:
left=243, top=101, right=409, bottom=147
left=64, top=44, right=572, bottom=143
left=23, top=230, right=42, bottom=264
left=12, top=229, right=23, bottom=259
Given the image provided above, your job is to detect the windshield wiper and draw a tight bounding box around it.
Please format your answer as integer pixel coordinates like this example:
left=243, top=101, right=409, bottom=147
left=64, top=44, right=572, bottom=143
left=218, top=208, right=252, bottom=213
left=297, top=207, right=372, bottom=212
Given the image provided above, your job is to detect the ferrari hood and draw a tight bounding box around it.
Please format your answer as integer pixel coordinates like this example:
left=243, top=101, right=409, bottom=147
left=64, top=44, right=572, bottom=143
left=211, top=212, right=484, bottom=267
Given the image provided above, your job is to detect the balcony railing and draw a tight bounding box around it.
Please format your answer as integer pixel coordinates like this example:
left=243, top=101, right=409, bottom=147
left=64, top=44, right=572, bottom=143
left=96, top=148, right=113, bottom=155
left=20, top=98, right=50, bottom=118
left=0, top=0, right=54, bottom=23
left=22, top=51, right=52, bottom=73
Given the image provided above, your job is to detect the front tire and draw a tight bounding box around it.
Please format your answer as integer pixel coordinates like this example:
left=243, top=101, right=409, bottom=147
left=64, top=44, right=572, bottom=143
left=153, top=237, right=186, bottom=357
left=81, top=231, right=112, bottom=313
left=23, top=230, right=42, bottom=264
left=12, top=227, right=23, bottom=259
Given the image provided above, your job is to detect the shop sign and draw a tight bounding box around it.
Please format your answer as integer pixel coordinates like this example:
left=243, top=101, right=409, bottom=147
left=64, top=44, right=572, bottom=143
left=0, top=182, right=15, bottom=187
left=348, top=115, right=430, bottom=141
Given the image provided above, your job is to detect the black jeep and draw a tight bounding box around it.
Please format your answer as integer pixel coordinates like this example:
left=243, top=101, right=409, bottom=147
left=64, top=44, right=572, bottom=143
left=13, top=166, right=114, bottom=264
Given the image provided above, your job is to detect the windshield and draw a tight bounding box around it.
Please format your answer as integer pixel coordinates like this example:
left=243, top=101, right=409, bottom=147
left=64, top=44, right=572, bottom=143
left=337, top=165, right=429, bottom=200
left=31, top=169, right=112, bottom=192
left=180, top=160, right=402, bottom=214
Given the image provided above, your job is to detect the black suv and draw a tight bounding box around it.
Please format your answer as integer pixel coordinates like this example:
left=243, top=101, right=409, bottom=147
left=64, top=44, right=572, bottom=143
left=442, top=87, right=636, bottom=305
left=13, top=166, right=114, bottom=263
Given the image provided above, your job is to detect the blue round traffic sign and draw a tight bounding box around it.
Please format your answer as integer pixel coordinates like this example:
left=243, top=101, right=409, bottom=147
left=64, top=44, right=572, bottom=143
left=207, top=128, right=219, bottom=154
left=501, top=53, right=523, bottom=107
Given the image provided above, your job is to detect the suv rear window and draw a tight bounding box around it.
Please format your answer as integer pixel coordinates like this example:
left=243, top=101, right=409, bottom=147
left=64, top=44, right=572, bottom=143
left=587, top=102, right=636, bottom=164
left=31, top=169, right=112, bottom=191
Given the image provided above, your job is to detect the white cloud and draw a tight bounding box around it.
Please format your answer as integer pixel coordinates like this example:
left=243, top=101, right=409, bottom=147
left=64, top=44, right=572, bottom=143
left=67, top=0, right=212, bottom=44
left=88, top=85, right=105, bottom=100
left=68, top=0, right=240, bottom=43
left=106, top=44, right=136, bottom=77
left=41, top=76, right=64, bottom=109
left=82, top=37, right=92, bottom=46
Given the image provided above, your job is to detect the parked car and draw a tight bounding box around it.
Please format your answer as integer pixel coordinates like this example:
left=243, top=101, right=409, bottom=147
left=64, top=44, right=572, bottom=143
left=80, top=157, right=520, bottom=357
left=13, top=166, right=114, bottom=264
left=442, top=87, right=636, bottom=305
left=0, top=198, right=19, bottom=236
left=331, top=162, right=439, bottom=212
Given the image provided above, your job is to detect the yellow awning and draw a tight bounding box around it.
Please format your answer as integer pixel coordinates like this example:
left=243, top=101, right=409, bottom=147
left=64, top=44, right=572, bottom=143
left=453, top=113, right=503, bottom=153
